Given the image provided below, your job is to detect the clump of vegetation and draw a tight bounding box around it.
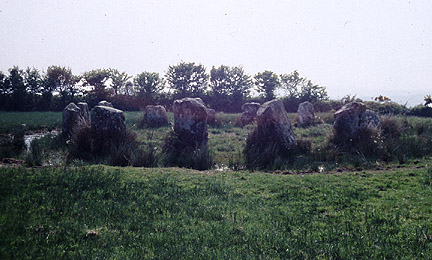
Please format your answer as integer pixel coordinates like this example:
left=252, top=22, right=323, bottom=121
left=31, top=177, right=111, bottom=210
left=25, top=134, right=65, bottom=166
left=162, top=131, right=213, bottom=170
left=68, top=126, right=158, bottom=167
left=244, top=126, right=296, bottom=170
left=0, top=127, right=25, bottom=159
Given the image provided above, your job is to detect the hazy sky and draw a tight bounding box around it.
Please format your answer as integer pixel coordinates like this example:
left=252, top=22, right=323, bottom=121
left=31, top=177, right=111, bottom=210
left=1, top=0, right=431, bottom=105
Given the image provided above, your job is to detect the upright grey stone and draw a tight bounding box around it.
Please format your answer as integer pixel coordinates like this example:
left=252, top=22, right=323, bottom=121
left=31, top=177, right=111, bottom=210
left=62, top=102, right=89, bottom=139
left=241, top=102, right=261, bottom=126
left=91, top=105, right=126, bottom=142
left=256, top=99, right=297, bottom=150
left=143, top=105, right=169, bottom=127
left=77, top=102, right=90, bottom=123
left=172, top=97, right=208, bottom=147
left=98, top=100, right=113, bottom=108
left=207, top=108, right=216, bottom=125
left=333, top=102, right=381, bottom=139
left=297, top=101, right=315, bottom=127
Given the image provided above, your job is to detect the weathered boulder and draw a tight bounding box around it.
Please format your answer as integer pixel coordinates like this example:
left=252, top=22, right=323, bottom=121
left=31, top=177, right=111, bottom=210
left=62, top=102, right=89, bottom=139
left=91, top=105, right=126, bottom=143
left=77, top=102, right=90, bottom=123
left=241, top=102, right=261, bottom=126
left=297, top=101, right=315, bottom=126
left=363, top=109, right=381, bottom=129
left=98, top=100, right=113, bottom=108
left=256, top=99, right=297, bottom=150
left=333, top=102, right=381, bottom=139
left=143, top=105, right=169, bottom=127
left=207, top=108, right=216, bottom=125
left=172, top=97, right=208, bottom=147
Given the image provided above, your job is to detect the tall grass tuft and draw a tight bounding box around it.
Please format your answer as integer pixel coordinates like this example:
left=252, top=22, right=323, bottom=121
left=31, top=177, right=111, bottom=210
left=244, top=125, right=296, bottom=170
left=69, top=127, right=159, bottom=167
left=0, top=127, right=25, bottom=159
left=162, top=131, right=214, bottom=170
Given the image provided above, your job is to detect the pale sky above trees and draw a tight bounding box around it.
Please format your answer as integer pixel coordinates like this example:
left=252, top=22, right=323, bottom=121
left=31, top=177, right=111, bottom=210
left=1, top=0, right=431, bottom=105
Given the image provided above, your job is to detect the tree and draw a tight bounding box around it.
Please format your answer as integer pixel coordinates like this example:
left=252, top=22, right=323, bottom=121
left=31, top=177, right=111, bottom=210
left=45, top=66, right=80, bottom=108
left=280, top=70, right=328, bottom=102
left=8, top=66, right=27, bottom=111
left=425, top=95, right=432, bottom=107
left=82, top=69, right=111, bottom=101
left=0, top=71, right=11, bottom=110
left=254, top=70, right=280, bottom=101
left=299, top=81, right=328, bottom=103
left=134, top=71, right=164, bottom=103
left=166, top=62, right=208, bottom=99
left=24, top=67, right=43, bottom=110
left=210, top=65, right=252, bottom=112
left=280, top=70, right=304, bottom=98
left=108, top=69, right=131, bottom=96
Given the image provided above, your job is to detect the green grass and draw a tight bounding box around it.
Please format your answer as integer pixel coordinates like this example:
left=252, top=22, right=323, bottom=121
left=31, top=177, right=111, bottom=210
left=1, top=165, right=432, bottom=259
left=0, top=112, right=62, bottom=133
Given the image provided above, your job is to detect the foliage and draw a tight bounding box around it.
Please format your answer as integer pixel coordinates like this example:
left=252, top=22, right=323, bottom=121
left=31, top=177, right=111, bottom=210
left=82, top=69, right=111, bottom=102
left=166, top=62, right=208, bottom=99
left=254, top=70, right=280, bottom=101
left=365, top=101, right=409, bottom=115
left=409, top=105, right=432, bottom=117
left=134, top=71, right=164, bottom=104
left=45, top=66, right=81, bottom=109
left=280, top=70, right=328, bottom=103
left=107, top=68, right=132, bottom=96
left=209, top=65, right=252, bottom=112
left=425, top=95, right=432, bottom=107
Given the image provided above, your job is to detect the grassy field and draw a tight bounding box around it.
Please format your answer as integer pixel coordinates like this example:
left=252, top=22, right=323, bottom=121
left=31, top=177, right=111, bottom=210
left=1, top=165, right=432, bottom=259
left=1, top=111, right=432, bottom=258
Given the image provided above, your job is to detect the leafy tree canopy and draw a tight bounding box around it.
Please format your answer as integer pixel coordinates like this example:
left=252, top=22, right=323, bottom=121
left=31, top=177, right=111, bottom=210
left=166, top=62, right=208, bottom=99
left=254, top=70, right=280, bottom=101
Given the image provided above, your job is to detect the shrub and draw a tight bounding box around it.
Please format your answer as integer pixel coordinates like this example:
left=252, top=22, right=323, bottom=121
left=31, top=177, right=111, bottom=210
left=409, top=105, right=432, bottom=117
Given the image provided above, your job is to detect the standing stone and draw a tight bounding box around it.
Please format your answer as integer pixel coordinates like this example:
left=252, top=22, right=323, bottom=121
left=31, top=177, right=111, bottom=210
left=207, top=108, right=216, bottom=125
left=172, top=97, right=208, bottom=147
left=333, top=102, right=381, bottom=139
left=98, top=100, right=113, bottom=108
left=256, top=99, right=297, bottom=150
left=77, top=102, right=90, bottom=123
left=363, top=109, right=381, bottom=129
left=91, top=105, right=126, bottom=144
left=241, top=102, right=261, bottom=126
left=297, top=101, right=315, bottom=127
left=62, top=102, right=89, bottom=139
left=143, top=105, right=169, bottom=127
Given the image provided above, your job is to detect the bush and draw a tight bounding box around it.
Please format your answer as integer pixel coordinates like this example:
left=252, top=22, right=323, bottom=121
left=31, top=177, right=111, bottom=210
left=365, top=101, right=409, bottom=115
left=409, top=105, right=432, bottom=117
left=161, top=131, right=213, bottom=170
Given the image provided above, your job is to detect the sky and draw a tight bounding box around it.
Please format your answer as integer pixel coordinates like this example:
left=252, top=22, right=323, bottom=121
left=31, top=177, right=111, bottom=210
left=1, top=0, right=431, bottom=106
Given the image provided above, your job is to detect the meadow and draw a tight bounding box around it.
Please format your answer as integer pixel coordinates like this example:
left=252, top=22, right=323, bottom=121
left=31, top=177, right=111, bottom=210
left=1, top=111, right=432, bottom=258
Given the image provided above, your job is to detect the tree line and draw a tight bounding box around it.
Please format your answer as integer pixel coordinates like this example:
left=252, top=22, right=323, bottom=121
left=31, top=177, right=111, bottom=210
left=0, top=62, right=329, bottom=112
